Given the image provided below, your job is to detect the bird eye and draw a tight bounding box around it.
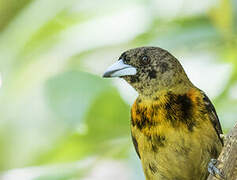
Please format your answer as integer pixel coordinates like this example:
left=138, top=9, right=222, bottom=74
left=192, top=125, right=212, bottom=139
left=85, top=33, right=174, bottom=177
left=141, top=56, right=150, bottom=65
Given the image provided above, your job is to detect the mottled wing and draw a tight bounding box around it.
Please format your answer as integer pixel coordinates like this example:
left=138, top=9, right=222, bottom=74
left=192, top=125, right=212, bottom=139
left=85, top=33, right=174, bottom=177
left=131, top=134, right=141, bottom=159
left=201, top=91, right=223, bottom=145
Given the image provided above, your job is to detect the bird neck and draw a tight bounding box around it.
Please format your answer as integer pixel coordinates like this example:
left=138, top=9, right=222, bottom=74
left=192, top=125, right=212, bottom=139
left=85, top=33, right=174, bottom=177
left=138, top=82, right=195, bottom=102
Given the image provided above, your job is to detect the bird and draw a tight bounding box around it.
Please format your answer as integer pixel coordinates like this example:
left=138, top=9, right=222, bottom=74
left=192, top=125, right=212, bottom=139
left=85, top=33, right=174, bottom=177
left=103, top=47, right=223, bottom=180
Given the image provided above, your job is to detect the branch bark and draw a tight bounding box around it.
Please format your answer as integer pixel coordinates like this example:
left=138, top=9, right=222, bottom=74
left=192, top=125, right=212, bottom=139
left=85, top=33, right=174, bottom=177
left=207, top=123, right=237, bottom=180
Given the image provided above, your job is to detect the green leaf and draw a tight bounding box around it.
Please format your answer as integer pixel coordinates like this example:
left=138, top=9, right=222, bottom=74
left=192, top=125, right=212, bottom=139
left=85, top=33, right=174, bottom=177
left=45, top=70, right=110, bottom=125
left=35, top=88, right=130, bottom=164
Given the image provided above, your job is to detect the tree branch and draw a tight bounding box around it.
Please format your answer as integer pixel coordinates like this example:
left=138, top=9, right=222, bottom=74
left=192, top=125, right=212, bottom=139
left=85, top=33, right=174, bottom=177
left=207, top=123, right=237, bottom=180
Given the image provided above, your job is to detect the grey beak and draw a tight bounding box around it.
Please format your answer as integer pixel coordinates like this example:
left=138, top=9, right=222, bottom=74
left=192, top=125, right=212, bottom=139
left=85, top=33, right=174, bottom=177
left=103, top=59, right=137, bottom=78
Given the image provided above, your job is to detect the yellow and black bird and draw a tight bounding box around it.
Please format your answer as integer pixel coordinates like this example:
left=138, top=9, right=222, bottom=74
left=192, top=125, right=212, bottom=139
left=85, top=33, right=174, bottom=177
left=103, top=47, right=223, bottom=180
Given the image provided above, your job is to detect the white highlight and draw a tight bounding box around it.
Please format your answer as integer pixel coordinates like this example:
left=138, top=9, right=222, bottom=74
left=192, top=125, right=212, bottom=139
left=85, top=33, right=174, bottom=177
left=0, top=73, right=2, bottom=88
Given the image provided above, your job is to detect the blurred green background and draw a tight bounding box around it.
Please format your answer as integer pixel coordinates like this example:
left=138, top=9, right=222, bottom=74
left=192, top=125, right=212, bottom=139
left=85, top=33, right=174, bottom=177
left=0, top=0, right=236, bottom=179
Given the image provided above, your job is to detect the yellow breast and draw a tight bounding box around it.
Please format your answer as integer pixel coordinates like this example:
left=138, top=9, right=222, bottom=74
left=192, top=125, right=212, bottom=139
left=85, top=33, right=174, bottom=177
left=131, top=88, right=222, bottom=180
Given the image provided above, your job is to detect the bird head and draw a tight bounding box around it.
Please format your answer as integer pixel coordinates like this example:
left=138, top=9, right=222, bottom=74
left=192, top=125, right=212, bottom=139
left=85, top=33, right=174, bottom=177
left=103, top=47, right=192, bottom=97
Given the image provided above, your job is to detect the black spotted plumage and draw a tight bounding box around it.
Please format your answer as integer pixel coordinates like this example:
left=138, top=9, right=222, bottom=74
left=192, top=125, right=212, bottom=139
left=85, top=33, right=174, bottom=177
left=103, top=46, right=223, bottom=180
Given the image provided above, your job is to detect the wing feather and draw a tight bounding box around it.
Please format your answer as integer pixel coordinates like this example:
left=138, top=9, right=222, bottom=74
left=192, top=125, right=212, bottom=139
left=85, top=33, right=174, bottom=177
left=201, top=91, right=223, bottom=145
left=131, top=134, right=141, bottom=159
